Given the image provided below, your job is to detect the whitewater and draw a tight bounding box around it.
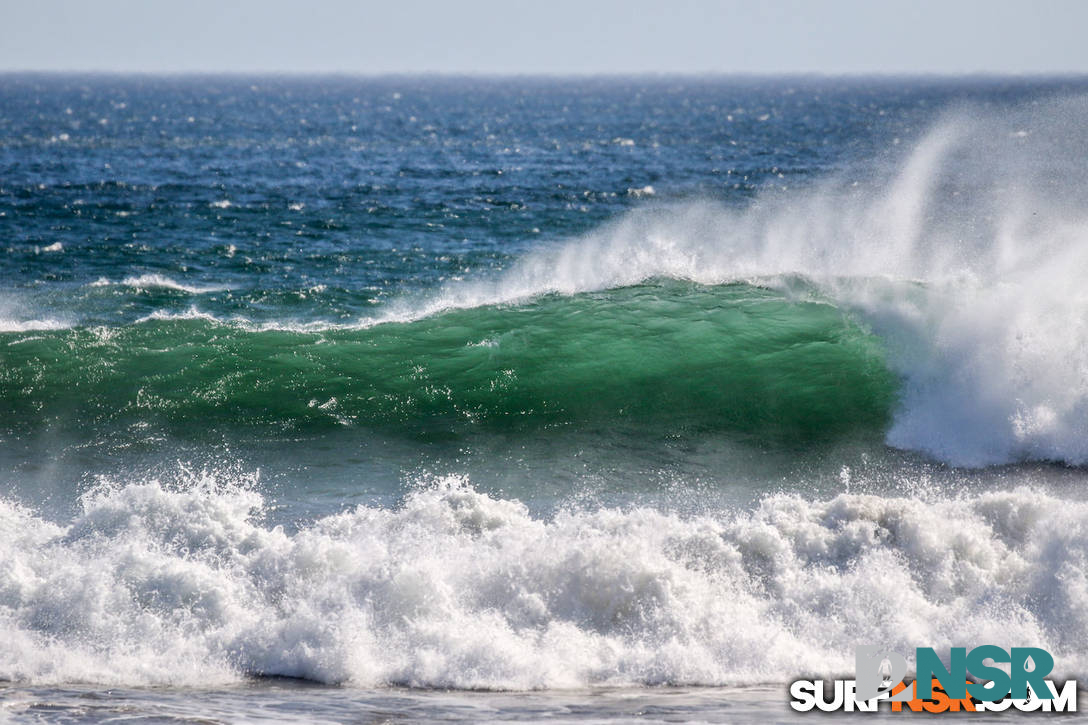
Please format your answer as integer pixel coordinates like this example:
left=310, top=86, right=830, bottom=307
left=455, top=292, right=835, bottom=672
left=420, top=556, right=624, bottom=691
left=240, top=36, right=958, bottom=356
left=3, top=474, right=1087, bottom=689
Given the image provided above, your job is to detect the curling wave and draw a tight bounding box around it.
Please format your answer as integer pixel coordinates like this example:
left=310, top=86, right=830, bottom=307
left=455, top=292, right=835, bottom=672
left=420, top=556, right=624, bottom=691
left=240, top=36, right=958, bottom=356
left=0, top=281, right=896, bottom=443
left=381, top=99, right=1088, bottom=466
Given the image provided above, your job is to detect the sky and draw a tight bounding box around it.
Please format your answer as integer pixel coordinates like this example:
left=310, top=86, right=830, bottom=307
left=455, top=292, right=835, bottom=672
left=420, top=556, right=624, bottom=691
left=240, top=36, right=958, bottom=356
left=1, top=0, right=1086, bottom=75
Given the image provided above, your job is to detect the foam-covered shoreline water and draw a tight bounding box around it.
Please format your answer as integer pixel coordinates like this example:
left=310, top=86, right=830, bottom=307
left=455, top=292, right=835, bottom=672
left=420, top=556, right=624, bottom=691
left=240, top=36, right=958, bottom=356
left=2, top=474, right=1085, bottom=689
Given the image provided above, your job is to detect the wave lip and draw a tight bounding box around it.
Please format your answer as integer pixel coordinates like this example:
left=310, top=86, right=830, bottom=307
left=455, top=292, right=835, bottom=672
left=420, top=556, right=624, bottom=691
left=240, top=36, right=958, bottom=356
left=1, top=476, right=1085, bottom=688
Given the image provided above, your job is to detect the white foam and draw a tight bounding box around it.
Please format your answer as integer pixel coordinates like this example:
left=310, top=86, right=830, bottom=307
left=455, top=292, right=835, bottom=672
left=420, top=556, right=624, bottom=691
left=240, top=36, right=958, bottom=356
left=132, top=306, right=334, bottom=333
left=103, top=274, right=228, bottom=294
left=0, top=299, right=71, bottom=332
left=0, top=474, right=1084, bottom=688
left=0, top=317, right=69, bottom=333
left=133, top=306, right=225, bottom=325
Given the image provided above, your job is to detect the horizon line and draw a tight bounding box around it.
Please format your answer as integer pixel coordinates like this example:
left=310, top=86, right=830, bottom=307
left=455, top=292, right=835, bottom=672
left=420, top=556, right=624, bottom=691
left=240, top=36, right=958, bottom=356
left=3, top=69, right=1088, bottom=80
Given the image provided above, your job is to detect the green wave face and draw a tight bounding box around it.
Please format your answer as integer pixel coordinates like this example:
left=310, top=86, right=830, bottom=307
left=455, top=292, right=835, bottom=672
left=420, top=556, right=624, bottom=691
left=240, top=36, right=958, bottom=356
left=0, top=282, right=898, bottom=443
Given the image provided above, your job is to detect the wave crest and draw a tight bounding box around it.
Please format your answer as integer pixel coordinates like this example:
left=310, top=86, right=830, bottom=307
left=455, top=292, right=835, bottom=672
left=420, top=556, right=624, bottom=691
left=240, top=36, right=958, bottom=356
left=391, top=98, right=1088, bottom=466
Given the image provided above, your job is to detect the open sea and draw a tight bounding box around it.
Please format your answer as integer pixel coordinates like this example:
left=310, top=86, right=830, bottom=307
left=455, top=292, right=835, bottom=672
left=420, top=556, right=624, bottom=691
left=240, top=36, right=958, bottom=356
left=2, top=74, right=1088, bottom=722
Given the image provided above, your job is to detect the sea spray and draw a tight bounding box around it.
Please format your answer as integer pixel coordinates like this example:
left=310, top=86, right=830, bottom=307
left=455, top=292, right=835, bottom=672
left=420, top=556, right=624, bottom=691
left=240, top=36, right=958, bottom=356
left=378, top=99, right=1088, bottom=465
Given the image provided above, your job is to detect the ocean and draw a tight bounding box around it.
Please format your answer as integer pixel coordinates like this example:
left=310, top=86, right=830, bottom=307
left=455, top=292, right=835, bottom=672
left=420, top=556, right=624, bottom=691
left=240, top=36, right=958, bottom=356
left=2, top=74, right=1088, bottom=722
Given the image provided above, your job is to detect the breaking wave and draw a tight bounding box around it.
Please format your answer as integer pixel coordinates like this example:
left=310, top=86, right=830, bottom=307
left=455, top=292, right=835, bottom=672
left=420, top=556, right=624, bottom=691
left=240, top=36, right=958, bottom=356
left=1, top=474, right=1085, bottom=688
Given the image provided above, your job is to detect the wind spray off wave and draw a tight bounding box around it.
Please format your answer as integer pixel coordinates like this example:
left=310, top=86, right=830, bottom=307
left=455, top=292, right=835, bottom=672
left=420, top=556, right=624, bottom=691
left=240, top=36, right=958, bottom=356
left=395, top=99, right=1088, bottom=466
